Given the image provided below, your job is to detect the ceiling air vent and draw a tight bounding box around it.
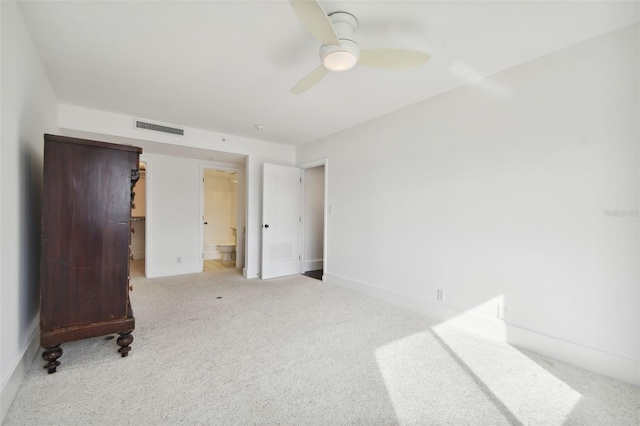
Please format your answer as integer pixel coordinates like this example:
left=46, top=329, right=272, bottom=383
left=134, top=119, right=184, bottom=136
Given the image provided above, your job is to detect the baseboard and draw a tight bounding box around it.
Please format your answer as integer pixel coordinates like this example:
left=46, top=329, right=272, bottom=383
left=243, top=267, right=259, bottom=279
left=146, top=262, right=202, bottom=278
left=304, top=259, right=323, bottom=272
left=325, top=273, right=639, bottom=386
left=1, top=327, right=40, bottom=423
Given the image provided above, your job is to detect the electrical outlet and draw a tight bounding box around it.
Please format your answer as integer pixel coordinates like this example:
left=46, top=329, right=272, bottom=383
left=177, top=256, right=182, bottom=264
left=437, top=289, right=445, bottom=302
left=497, top=305, right=507, bottom=321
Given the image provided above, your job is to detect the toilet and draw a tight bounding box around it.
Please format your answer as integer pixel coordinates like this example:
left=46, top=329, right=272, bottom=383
left=218, top=244, right=235, bottom=261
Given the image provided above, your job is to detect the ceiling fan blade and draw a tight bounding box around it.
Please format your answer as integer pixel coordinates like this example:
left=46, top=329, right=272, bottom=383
left=290, top=65, right=329, bottom=94
left=289, top=0, right=339, bottom=46
left=359, top=49, right=431, bottom=70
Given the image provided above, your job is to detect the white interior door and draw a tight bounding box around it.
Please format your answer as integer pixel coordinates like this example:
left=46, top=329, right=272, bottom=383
left=261, top=163, right=302, bottom=279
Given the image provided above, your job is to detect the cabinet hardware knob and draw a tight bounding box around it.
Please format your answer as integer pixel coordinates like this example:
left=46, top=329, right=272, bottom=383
left=129, top=284, right=133, bottom=292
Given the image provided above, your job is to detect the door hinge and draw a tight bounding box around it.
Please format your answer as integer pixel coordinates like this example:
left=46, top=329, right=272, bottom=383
left=203, top=177, right=205, bottom=183
left=299, top=255, right=301, bottom=260
left=299, top=216, right=301, bottom=222
left=300, top=177, right=302, bottom=183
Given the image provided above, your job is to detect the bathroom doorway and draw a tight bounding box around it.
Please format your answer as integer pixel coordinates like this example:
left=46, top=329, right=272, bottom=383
left=130, top=160, right=147, bottom=278
left=302, top=162, right=326, bottom=281
left=202, top=167, right=243, bottom=272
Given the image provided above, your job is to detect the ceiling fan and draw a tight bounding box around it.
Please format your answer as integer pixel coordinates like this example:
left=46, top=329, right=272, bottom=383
left=289, top=0, right=431, bottom=94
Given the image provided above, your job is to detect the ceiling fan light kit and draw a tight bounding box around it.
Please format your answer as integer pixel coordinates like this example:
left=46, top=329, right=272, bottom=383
left=289, top=0, right=431, bottom=94
left=321, top=40, right=360, bottom=71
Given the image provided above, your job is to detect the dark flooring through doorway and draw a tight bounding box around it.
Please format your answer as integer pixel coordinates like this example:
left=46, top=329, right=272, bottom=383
left=303, top=269, right=323, bottom=281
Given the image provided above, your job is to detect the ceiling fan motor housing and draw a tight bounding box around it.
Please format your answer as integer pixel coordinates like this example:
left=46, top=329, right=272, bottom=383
left=320, top=12, right=360, bottom=71
left=328, top=12, right=358, bottom=40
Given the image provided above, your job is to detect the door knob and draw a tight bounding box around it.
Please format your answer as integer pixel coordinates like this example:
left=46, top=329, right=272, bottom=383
left=264, top=224, right=269, bottom=228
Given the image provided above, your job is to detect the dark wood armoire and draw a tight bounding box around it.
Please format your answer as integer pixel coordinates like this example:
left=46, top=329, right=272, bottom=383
left=40, top=134, right=142, bottom=373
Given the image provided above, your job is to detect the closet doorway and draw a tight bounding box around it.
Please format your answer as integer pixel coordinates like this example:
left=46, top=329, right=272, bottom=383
left=130, top=161, right=147, bottom=278
left=301, top=161, right=327, bottom=281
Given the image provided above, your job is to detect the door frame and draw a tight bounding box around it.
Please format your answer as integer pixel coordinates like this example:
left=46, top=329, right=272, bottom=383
left=200, top=163, right=246, bottom=271
left=300, top=158, right=329, bottom=279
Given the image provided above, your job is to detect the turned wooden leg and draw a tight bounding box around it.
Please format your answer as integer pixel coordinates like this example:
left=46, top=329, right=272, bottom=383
left=42, top=345, right=63, bottom=374
left=117, top=332, right=133, bottom=357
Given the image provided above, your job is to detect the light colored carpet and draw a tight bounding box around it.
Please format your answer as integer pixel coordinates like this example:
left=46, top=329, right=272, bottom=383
left=3, top=269, right=639, bottom=425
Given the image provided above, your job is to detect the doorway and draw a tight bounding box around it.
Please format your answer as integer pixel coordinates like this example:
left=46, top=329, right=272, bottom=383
left=130, top=160, right=147, bottom=278
left=302, top=162, right=326, bottom=281
left=202, top=167, right=243, bottom=272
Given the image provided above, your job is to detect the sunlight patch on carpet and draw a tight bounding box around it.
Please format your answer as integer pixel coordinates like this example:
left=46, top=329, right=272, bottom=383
left=375, top=327, right=582, bottom=425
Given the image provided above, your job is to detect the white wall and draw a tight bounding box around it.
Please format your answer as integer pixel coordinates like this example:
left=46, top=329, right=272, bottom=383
left=57, top=104, right=296, bottom=278
left=144, top=153, right=202, bottom=276
left=303, top=166, right=324, bottom=271
left=1, top=1, right=59, bottom=421
left=298, top=25, right=639, bottom=384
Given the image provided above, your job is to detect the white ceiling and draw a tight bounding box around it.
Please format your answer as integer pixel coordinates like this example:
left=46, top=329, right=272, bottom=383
left=19, top=1, right=639, bottom=146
